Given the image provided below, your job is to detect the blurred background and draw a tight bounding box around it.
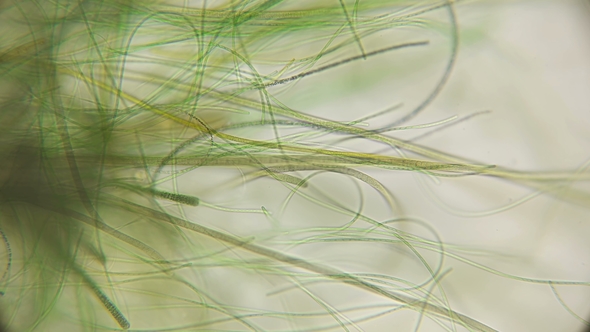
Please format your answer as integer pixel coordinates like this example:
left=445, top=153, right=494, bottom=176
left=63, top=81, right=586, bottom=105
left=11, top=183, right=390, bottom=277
left=235, top=0, right=590, bottom=330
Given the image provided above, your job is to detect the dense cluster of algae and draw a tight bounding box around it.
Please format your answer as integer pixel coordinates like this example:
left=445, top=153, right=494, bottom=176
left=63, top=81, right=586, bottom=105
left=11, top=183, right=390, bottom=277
left=0, top=0, right=588, bottom=331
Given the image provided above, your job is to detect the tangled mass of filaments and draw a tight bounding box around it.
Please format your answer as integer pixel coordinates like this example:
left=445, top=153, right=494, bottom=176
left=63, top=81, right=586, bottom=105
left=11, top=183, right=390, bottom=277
left=0, top=0, right=588, bottom=331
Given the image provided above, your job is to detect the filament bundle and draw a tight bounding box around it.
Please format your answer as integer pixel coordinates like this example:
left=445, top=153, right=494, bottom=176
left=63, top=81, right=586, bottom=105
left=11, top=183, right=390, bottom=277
left=0, top=0, right=588, bottom=331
